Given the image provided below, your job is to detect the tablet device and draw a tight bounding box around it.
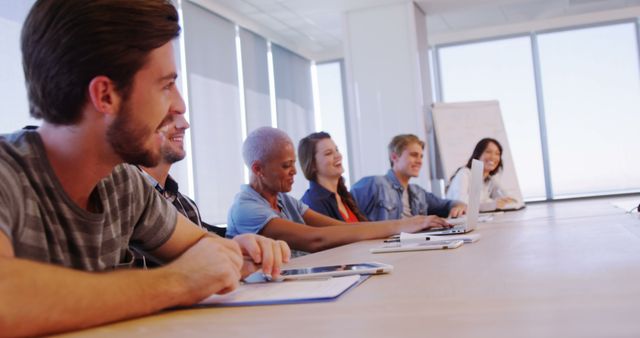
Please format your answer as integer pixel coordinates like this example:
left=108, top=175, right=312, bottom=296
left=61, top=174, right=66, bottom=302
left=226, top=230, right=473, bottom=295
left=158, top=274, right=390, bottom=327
left=244, top=262, right=393, bottom=283
left=280, top=262, right=393, bottom=280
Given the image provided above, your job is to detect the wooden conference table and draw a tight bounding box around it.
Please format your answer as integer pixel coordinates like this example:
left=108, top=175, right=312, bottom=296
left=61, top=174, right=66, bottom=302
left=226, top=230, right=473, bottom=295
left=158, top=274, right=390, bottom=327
left=57, top=196, right=640, bottom=338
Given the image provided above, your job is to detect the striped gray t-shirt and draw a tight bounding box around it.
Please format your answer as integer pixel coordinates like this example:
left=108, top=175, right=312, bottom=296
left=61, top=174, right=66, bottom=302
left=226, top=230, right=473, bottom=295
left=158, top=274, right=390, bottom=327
left=0, top=130, right=177, bottom=271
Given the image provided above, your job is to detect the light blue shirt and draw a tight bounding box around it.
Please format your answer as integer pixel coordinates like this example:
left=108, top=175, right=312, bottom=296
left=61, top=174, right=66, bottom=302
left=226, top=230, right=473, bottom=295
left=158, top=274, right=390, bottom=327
left=350, top=169, right=454, bottom=221
left=226, top=184, right=309, bottom=238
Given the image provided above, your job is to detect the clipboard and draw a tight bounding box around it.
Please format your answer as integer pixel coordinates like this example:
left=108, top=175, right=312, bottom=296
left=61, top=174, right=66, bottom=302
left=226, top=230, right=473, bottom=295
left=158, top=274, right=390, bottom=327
left=196, top=274, right=368, bottom=307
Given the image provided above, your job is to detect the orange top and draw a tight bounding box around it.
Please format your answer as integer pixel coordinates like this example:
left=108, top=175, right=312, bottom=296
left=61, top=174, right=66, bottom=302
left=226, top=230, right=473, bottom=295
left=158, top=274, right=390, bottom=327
left=340, top=203, right=359, bottom=223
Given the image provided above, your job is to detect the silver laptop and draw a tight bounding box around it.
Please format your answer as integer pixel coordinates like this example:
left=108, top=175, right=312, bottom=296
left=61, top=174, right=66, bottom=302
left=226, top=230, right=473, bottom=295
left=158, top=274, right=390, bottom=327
left=423, top=159, right=483, bottom=235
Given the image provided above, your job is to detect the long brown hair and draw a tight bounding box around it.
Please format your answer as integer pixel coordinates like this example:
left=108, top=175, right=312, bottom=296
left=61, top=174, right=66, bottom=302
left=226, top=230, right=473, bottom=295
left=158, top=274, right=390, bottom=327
left=298, top=132, right=367, bottom=221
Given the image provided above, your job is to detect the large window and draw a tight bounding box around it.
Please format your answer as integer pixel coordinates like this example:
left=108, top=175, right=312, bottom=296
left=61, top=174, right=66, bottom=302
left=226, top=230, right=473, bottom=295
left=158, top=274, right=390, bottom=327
left=271, top=44, right=315, bottom=199
left=436, top=21, right=640, bottom=200
left=0, top=1, right=38, bottom=133
left=180, top=1, right=318, bottom=221
left=537, top=23, right=640, bottom=197
left=438, top=37, right=547, bottom=200
left=182, top=1, right=244, bottom=224
left=239, top=27, right=272, bottom=132
left=314, top=61, right=352, bottom=187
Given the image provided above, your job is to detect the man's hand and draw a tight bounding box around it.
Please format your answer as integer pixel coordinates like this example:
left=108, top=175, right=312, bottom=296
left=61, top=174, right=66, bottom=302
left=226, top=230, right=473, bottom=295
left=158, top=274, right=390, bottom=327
left=449, top=202, right=467, bottom=218
left=403, top=215, right=452, bottom=232
left=164, top=236, right=243, bottom=305
left=232, top=234, right=291, bottom=279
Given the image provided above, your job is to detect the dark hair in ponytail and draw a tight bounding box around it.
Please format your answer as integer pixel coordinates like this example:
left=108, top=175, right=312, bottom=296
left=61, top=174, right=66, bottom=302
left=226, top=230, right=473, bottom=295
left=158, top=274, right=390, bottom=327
left=337, top=176, right=367, bottom=222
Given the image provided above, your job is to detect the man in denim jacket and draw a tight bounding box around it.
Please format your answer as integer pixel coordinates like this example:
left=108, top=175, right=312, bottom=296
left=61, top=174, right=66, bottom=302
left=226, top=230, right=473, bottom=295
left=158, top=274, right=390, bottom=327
left=351, top=134, right=466, bottom=221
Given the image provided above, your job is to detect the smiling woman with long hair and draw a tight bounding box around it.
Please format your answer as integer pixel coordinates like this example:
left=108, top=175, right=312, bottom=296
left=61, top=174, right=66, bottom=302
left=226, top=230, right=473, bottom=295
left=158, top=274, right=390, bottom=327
left=446, top=138, right=518, bottom=211
left=298, top=132, right=366, bottom=223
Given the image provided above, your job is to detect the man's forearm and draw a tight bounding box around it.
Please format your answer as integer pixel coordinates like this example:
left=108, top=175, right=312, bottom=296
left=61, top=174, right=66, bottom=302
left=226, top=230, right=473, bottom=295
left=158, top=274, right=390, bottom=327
left=0, top=257, right=187, bottom=338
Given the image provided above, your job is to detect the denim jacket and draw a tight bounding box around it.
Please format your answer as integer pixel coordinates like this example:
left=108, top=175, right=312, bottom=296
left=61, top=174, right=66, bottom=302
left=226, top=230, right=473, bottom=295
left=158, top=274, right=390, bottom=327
left=350, top=169, right=454, bottom=221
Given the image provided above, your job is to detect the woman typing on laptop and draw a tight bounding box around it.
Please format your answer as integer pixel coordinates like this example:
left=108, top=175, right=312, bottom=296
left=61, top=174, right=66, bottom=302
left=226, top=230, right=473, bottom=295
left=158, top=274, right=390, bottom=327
left=446, top=138, right=519, bottom=212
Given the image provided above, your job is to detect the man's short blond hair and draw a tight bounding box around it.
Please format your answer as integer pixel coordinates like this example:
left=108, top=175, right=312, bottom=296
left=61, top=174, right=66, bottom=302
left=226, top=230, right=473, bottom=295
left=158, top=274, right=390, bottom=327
left=388, top=134, right=425, bottom=167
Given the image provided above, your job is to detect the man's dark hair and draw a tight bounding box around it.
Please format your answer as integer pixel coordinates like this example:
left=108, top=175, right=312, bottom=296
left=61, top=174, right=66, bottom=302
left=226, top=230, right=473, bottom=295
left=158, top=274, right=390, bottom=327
left=21, top=0, right=180, bottom=125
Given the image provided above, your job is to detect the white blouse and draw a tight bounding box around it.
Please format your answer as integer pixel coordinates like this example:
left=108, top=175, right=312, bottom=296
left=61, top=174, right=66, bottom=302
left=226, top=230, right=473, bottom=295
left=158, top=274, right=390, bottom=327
left=446, top=167, right=507, bottom=212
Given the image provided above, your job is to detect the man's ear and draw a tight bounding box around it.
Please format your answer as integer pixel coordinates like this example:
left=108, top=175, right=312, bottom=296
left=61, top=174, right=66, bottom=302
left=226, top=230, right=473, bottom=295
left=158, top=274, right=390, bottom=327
left=87, top=76, right=121, bottom=116
left=390, top=152, right=400, bottom=167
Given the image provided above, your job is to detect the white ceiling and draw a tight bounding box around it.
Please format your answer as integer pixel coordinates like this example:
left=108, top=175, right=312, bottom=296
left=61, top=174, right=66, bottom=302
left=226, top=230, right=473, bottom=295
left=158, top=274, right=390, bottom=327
left=3, top=1, right=638, bottom=60
left=198, top=0, right=640, bottom=60
left=422, top=0, right=639, bottom=35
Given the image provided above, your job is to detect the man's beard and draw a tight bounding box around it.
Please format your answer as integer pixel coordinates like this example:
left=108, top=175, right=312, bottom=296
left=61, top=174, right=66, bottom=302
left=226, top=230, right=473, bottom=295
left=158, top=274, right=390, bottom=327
left=161, top=143, right=186, bottom=164
left=106, top=100, right=161, bottom=167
